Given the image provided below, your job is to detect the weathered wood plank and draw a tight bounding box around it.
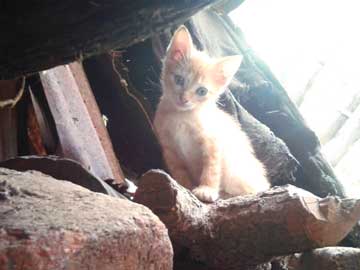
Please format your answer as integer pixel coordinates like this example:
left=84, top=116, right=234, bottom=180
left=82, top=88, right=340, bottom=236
left=69, top=61, right=124, bottom=183
left=40, top=65, right=124, bottom=183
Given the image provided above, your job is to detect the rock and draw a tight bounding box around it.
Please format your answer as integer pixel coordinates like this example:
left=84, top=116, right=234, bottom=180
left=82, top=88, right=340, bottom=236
left=0, top=168, right=173, bottom=270
left=0, top=155, right=123, bottom=198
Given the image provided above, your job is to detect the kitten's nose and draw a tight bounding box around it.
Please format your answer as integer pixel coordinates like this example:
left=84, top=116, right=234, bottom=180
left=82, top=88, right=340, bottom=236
left=179, top=94, right=189, bottom=105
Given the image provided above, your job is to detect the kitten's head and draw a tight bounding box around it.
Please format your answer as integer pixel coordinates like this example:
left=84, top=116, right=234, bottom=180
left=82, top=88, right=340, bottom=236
left=161, top=25, right=242, bottom=111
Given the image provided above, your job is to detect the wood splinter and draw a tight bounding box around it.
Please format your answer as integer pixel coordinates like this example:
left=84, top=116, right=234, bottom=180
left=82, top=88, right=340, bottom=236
left=134, top=170, right=360, bottom=270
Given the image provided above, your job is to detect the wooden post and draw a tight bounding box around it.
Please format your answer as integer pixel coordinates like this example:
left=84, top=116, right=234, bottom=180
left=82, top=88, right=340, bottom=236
left=0, top=78, right=24, bottom=161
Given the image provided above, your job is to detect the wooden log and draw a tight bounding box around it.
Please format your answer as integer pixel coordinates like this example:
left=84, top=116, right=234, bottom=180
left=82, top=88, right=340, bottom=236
left=284, top=247, right=360, bottom=270
left=0, top=0, right=223, bottom=79
left=134, top=170, right=360, bottom=270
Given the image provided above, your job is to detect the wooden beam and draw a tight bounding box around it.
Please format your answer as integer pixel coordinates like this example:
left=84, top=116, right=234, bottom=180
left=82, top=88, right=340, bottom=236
left=0, top=78, right=24, bottom=161
left=0, top=0, right=222, bottom=79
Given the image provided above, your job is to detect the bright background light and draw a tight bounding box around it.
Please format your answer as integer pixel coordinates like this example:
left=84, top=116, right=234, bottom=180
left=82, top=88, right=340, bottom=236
left=230, top=0, right=360, bottom=197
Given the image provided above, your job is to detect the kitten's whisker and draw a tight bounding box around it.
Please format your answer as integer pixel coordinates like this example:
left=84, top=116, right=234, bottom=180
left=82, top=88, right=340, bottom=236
left=216, top=100, right=225, bottom=107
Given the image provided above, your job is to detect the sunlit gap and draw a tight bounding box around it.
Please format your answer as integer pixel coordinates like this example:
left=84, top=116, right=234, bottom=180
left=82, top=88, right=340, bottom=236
left=230, top=0, right=360, bottom=197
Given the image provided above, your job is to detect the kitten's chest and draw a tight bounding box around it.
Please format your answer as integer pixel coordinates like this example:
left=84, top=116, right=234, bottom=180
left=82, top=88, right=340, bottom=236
left=169, top=118, right=201, bottom=160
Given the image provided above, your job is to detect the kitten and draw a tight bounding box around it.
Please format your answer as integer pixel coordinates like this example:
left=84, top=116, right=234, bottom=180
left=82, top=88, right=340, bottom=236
left=154, top=25, right=270, bottom=202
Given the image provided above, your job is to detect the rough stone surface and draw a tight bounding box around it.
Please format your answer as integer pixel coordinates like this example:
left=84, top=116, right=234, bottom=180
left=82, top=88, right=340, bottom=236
left=0, top=168, right=173, bottom=270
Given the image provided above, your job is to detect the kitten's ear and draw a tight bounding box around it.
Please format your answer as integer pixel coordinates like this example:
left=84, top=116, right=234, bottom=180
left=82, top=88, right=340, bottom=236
left=166, top=26, right=193, bottom=62
left=210, top=55, right=243, bottom=87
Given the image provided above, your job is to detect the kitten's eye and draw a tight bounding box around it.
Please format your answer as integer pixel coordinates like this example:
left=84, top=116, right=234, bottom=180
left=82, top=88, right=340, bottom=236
left=174, top=74, right=185, bottom=87
left=196, top=87, right=208, bottom=96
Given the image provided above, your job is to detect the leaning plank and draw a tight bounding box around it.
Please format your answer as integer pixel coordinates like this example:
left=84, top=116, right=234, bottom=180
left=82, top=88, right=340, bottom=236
left=0, top=168, right=172, bottom=270
left=0, top=0, right=222, bottom=79
left=68, top=62, right=124, bottom=184
left=134, top=170, right=360, bottom=270
left=40, top=65, right=124, bottom=183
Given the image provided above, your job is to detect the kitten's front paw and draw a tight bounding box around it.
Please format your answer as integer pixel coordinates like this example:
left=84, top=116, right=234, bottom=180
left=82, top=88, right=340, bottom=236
left=192, top=186, right=219, bottom=202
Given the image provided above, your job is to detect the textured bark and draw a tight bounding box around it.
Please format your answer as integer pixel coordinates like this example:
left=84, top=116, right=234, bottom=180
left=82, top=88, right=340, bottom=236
left=0, top=0, right=223, bottom=79
left=0, top=168, right=173, bottom=270
left=135, top=170, right=360, bottom=270
left=285, top=247, right=360, bottom=270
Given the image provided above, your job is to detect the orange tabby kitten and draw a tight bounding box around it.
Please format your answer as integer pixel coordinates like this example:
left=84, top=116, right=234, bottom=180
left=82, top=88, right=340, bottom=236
left=154, top=26, right=270, bottom=202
